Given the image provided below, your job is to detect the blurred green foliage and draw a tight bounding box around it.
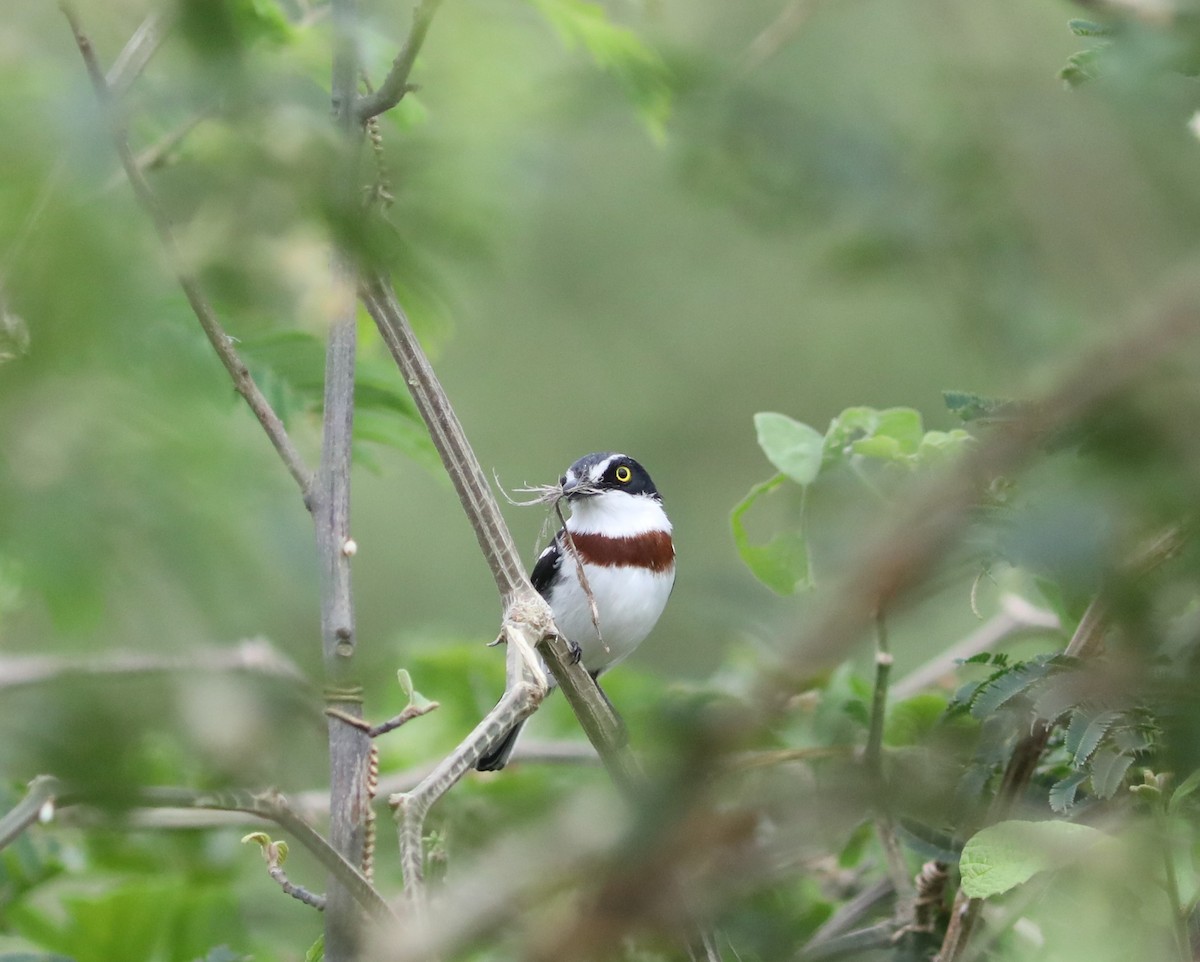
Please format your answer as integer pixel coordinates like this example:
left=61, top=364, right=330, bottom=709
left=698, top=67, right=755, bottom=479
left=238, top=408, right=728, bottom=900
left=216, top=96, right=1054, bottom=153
left=7, top=0, right=1200, bottom=960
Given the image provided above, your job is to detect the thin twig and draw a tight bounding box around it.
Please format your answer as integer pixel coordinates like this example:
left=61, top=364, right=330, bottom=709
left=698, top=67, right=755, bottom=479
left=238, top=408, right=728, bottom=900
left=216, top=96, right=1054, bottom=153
left=355, top=0, right=444, bottom=122
left=119, top=109, right=211, bottom=182
left=800, top=921, right=896, bottom=961
left=106, top=10, right=175, bottom=97
left=801, top=878, right=894, bottom=954
left=326, top=700, right=441, bottom=738
left=245, top=832, right=328, bottom=911
left=60, top=3, right=316, bottom=505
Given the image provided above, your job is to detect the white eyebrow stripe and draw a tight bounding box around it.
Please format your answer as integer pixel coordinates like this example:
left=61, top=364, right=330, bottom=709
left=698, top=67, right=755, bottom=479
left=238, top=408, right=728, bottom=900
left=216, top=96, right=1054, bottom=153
left=589, top=455, right=618, bottom=482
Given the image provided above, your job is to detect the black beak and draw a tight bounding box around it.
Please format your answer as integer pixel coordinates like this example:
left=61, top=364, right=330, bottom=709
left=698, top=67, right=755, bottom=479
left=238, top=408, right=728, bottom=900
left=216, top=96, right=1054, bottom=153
left=560, top=474, right=583, bottom=501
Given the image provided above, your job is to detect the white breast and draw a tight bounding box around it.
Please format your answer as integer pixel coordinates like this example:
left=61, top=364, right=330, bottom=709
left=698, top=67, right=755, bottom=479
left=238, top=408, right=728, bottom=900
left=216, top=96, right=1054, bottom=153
left=550, top=559, right=675, bottom=674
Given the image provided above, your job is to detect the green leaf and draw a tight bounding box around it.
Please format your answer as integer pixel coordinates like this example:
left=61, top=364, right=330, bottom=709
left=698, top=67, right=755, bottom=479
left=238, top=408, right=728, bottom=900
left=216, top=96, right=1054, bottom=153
left=754, top=412, right=824, bottom=484
left=942, top=390, right=1019, bottom=423
left=959, top=820, right=1109, bottom=898
left=396, top=668, right=436, bottom=710
left=525, top=0, right=673, bottom=140
left=916, top=429, right=974, bottom=464
left=1065, top=709, right=1120, bottom=766
left=822, top=406, right=879, bottom=461
left=837, top=820, right=873, bottom=868
left=1068, top=19, right=1114, bottom=37
left=239, top=330, right=437, bottom=467
left=1090, top=748, right=1134, bottom=800
left=1049, top=770, right=1089, bottom=812
left=229, top=0, right=294, bottom=45
left=886, top=694, right=949, bottom=747
left=873, top=407, right=923, bottom=451
left=1060, top=48, right=1105, bottom=88
left=305, top=934, right=324, bottom=962
left=969, top=658, right=1055, bottom=719
left=849, top=434, right=903, bottom=460
left=730, top=475, right=810, bottom=594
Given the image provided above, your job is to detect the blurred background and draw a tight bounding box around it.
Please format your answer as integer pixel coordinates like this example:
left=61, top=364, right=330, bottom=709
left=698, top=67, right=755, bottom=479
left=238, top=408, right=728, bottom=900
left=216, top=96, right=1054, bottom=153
left=4, top=0, right=1200, bottom=958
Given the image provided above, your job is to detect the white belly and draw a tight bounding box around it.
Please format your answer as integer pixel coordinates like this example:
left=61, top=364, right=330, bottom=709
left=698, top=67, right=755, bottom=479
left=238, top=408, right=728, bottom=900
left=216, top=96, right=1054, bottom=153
left=550, top=562, right=674, bottom=675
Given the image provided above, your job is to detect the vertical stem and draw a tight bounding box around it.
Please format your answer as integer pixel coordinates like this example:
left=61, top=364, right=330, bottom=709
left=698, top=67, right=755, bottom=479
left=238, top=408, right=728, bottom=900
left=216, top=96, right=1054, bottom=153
left=866, top=610, right=911, bottom=904
left=1153, top=801, right=1190, bottom=962
left=322, top=0, right=370, bottom=959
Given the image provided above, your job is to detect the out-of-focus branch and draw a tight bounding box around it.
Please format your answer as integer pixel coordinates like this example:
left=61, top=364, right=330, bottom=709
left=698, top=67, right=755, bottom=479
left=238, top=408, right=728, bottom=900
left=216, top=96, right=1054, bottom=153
left=891, top=594, right=1061, bottom=700
left=0, top=637, right=312, bottom=695
left=368, top=795, right=628, bottom=962
left=739, top=0, right=821, bottom=74
left=759, top=292, right=1199, bottom=726
left=106, top=10, right=175, bottom=97
left=355, top=0, right=443, bottom=122
left=60, top=4, right=316, bottom=505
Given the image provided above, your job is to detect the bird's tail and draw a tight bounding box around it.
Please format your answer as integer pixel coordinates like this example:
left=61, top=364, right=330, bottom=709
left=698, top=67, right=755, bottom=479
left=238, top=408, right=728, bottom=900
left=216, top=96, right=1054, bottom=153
left=476, top=719, right=526, bottom=772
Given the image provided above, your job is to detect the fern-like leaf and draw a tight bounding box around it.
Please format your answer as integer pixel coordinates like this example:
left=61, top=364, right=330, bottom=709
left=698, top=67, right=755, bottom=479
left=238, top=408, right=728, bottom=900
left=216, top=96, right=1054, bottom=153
left=1049, top=770, right=1089, bottom=813
left=1089, top=748, right=1134, bottom=800
left=1065, top=708, right=1120, bottom=766
left=969, top=657, right=1056, bottom=719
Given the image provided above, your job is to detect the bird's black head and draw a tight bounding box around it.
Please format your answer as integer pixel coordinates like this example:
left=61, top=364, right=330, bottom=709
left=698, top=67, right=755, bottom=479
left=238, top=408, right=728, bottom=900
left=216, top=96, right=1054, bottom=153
left=561, top=452, right=661, bottom=501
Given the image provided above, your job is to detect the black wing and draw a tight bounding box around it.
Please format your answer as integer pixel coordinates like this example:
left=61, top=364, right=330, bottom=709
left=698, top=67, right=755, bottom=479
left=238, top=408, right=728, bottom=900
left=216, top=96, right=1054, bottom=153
left=529, top=533, right=564, bottom=598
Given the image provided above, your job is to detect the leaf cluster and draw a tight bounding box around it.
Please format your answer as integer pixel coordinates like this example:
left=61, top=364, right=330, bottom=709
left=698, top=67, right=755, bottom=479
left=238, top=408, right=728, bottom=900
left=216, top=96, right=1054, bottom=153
left=732, top=406, right=972, bottom=593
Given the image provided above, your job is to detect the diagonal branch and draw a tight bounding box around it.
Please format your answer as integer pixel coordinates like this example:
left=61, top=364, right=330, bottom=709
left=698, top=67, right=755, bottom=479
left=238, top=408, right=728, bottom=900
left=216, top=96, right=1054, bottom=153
left=60, top=3, right=315, bottom=505
left=359, top=272, right=641, bottom=788
left=106, top=9, right=175, bottom=97
left=355, top=0, right=444, bottom=123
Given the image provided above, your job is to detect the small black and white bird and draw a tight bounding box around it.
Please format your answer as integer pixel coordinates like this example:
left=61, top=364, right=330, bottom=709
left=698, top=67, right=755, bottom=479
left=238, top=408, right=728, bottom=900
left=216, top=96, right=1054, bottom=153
left=476, top=451, right=675, bottom=771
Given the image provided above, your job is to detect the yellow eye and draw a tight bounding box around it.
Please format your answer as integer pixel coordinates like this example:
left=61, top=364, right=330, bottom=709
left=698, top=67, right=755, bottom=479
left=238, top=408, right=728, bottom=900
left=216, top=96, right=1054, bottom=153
left=615, top=465, right=632, bottom=483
